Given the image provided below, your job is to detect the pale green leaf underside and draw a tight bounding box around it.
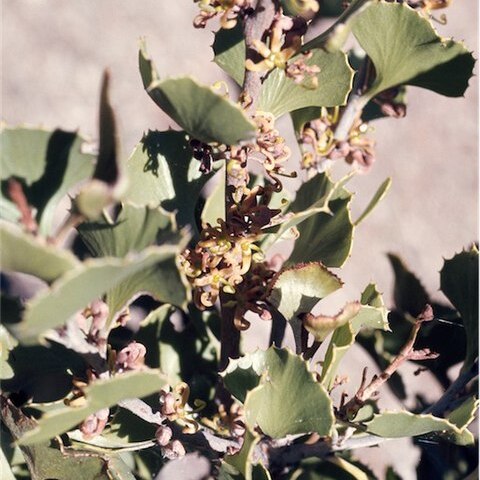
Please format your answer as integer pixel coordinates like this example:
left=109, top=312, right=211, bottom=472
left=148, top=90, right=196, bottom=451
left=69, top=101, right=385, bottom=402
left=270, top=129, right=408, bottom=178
left=268, top=262, right=343, bottom=321
left=213, top=29, right=354, bottom=118
left=258, top=50, right=354, bottom=118
left=440, top=245, right=479, bottom=371
left=12, top=246, right=180, bottom=344
left=19, top=370, right=168, bottom=445
left=0, top=126, right=95, bottom=235
left=0, top=221, right=79, bottom=283
left=352, top=1, right=475, bottom=98
left=243, top=348, right=334, bottom=438
left=139, top=42, right=255, bottom=145
left=364, top=410, right=475, bottom=446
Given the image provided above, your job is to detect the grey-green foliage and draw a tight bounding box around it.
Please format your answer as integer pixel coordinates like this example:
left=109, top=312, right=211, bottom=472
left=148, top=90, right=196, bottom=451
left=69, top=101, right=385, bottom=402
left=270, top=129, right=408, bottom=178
left=124, top=130, right=215, bottom=231
left=223, top=347, right=334, bottom=438
left=213, top=26, right=354, bottom=118
left=351, top=1, right=475, bottom=99
left=139, top=40, right=255, bottom=145
left=0, top=1, right=477, bottom=479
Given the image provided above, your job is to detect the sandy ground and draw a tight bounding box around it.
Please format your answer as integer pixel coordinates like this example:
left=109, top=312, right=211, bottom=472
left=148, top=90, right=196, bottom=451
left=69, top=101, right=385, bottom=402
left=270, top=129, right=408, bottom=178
left=2, top=1, right=478, bottom=479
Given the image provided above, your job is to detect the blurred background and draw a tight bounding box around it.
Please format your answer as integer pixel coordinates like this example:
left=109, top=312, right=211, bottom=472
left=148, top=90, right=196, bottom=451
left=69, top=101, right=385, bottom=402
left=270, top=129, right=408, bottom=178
left=2, top=1, right=478, bottom=478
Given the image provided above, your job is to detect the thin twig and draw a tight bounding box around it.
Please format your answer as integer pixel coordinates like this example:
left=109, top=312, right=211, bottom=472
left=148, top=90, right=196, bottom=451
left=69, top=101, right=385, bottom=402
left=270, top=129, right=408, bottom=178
left=7, top=178, right=38, bottom=234
left=339, top=304, right=437, bottom=419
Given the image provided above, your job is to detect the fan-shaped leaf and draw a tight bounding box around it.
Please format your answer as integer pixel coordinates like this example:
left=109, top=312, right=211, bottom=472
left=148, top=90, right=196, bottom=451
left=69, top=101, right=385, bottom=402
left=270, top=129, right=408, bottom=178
left=140, top=42, right=255, bottom=145
left=125, top=130, right=216, bottom=231
left=351, top=1, right=475, bottom=98
left=243, top=348, right=333, bottom=438
left=213, top=29, right=354, bottom=118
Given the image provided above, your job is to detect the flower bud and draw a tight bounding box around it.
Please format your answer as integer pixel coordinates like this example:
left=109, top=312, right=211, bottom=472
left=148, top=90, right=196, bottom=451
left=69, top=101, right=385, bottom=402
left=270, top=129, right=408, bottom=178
left=155, top=425, right=173, bottom=446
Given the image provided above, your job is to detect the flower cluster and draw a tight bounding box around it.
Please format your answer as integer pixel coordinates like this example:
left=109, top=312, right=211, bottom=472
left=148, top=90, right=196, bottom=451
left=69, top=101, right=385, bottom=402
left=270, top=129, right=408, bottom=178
left=193, top=0, right=251, bottom=29
left=300, top=108, right=375, bottom=170
left=115, top=341, right=147, bottom=372
left=285, top=51, right=320, bottom=89
left=180, top=220, right=260, bottom=309
left=245, top=13, right=306, bottom=74
left=181, top=181, right=279, bottom=329
left=228, top=111, right=295, bottom=192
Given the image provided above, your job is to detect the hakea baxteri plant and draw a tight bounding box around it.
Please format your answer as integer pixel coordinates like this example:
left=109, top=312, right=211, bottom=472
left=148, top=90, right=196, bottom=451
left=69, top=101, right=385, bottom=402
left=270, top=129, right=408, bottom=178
left=0, top=0, right=478, bottom=479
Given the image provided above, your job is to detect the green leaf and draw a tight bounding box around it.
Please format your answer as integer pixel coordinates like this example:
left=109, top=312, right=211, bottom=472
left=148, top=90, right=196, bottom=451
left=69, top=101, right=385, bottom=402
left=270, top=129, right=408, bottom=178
left=139, top=41, right=255, bottom=145
left=135, top=305, right=218, bottom=401
left=440, top=246, right=479, bottom=370
left=288, top=177, right=354, bottom=267
left=201, top=169, right=226, bottom=225
left=321, top=284, right=389, bottom=389
left=225, top=430, right=260, bottom=480
left=2, top=341, right=87, bottom=402
left=125, top=130, right=215, bottom=230
left=243, top=347, right=334, bottom=438
left=447, top=396, right=479, bottom=432
left=11, top=246, right=182, bottom=344
left=18, top=369, right=168, bottom=445
left=0, top=221, right=79, bottom=283
left=364, top=411, right=475, bottom=446
left=212, top=29, right=354, bottom=118
left=257, top=50, right=354, bottom=118
left=213, top=24, right=245, bottom=85
left=268, top=263, right=343, bottom=321
left=351, top=1, right=475, bottom=99
left=222, top=350, right=274, bottom=403
left=262, top=171, right=349, bottom=252
left=1, top=397, right=110, bottom=479
left=0, top=126, right=95, bottom=235
left=354, top=177, right=391, bottom=226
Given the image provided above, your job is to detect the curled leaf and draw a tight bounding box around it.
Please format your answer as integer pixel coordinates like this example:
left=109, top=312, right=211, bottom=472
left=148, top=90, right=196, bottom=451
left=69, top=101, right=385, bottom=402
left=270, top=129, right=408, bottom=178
left=304, top=301, right=361, bottom=342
